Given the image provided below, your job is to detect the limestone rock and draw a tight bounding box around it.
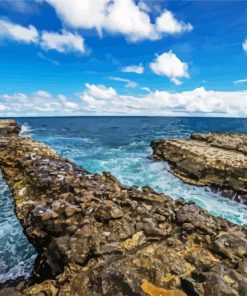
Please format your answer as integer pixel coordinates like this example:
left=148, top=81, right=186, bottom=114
left=0, top=120, right=21, bottom=137
left=151, top=132, right=247, bottom=204
left=0, top=121, right=246, bottom=295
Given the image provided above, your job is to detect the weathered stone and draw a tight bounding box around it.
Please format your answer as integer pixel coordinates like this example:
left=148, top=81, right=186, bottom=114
left=0, top=121, right=246, bottom=296
left=151, top=132, right=247, bottom=204
left=0, top=120, right=21, bottom=137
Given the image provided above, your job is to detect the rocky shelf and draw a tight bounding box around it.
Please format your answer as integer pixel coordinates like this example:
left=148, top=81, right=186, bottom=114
left=0, top=121, right=247, bottom=296
left=151, top=133, right=247, bottom=205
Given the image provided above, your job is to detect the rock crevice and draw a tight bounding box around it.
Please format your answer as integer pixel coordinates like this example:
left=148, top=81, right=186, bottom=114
left=0, top=122, right=247, bottom=296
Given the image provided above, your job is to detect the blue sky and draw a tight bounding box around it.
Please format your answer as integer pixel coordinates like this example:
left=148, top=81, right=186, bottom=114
left=0, top=0, right=247, bottom=116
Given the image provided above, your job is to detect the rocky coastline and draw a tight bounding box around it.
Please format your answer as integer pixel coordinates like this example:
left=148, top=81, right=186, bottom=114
left=151, top=132, right=247, bottom=204
left=0, top=121, right=247, bottom=296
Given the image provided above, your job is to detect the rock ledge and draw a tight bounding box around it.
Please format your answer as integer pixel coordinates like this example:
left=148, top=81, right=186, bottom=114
left=151, top=132, right=247, bottom=204
left=0, top=122, right=247, bottom=296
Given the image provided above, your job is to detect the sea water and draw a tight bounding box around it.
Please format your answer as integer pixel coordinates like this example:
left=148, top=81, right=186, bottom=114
left=1, top=116, right=247, bottom=283
left=0, top=173, right=36, bottom=284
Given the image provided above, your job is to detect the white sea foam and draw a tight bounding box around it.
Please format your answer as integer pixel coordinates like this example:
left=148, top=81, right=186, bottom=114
left=20, top=123, right=33, bottom=137
left=0, top=172, right=36, bottom=283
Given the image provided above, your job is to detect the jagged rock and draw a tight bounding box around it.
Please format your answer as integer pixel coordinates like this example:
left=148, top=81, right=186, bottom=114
left=151, top=132, right=247, bottom=204
left=0, top=120, right=21, bottom=137
left=0, top=121, right=247, bottom=296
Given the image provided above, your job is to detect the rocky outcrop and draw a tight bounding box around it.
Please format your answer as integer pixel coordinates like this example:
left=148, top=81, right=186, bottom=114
left=151, top=133, right=247, bottom=204
left=0, top=120, right=21, bottom=137
left=0, top=122, right=247, bottom=296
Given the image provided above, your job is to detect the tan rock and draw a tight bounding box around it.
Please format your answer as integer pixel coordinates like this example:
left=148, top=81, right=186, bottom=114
left=151, top=132, right=247, bottom=204
left=0, top=121, right=246, bottom=295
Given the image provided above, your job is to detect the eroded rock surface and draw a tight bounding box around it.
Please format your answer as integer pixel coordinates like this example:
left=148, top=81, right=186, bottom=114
left=0, top=122, right=247, bottom=296
left=0, top=120, right=21, bottom=137
left=151, top=132, right=247, bottom=204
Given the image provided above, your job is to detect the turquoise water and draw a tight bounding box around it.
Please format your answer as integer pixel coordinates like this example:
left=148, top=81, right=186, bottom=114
left=1, top=116, right=247, bottom=283
left=19, top=116, right=247, bottom=225
left=0, top=173, right=36, bottom=284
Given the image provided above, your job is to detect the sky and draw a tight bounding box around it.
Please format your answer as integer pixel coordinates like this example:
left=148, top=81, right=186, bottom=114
left=0, top=0, right=247, bottom=117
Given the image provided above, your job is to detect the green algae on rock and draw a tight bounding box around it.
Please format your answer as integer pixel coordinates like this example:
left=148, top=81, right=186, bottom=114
left=0, top=121, right=247, bottom=296
left=151, top=132, right=247, bottom=204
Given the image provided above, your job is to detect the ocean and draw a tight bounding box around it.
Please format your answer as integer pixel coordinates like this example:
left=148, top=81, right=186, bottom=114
left=0, top=116, right=247, bottom=283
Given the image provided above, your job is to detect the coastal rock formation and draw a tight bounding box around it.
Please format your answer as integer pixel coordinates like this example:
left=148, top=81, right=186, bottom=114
left=151, top=133, right=247, bottom=204
left=0, top=120, right=21, bottom=137
left=0, top=122, right=247, bottom=296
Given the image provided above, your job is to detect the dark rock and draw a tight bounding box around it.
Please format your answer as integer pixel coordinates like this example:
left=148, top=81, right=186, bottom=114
left=0, top=121, right=246, bottom=295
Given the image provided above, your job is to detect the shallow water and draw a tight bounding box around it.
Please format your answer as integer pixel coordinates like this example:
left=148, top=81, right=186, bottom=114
left=19, top=116, right=247, bottom=225
left=0, top=173, right=36, bottom=284
left=1, top=116, right=247, bottom=283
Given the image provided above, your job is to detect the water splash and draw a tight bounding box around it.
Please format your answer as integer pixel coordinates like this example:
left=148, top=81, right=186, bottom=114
left=1, top=116, right=247, bottom=283
left=20, top=123, right=34, bottom=137
left=0, top=172, right=36, bottom=284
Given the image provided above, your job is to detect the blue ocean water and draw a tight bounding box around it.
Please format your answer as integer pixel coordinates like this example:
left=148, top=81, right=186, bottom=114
left=1, top=116, right=247, bottom=283
left=0, top=173, right=36, bottom=284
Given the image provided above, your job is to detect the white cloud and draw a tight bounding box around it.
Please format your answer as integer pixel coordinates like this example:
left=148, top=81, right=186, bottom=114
left=150, top=51, right=189, bottom=85
left=0, top=19, right=86, bottom=55
left=34, top=90, right=52, bottom=98
left=156, top=10, right=193, bottom=34
left=79, top=84, right=247, bottom=116
left=243, top=40, right=247, bottom=52
left=41, top=0, right=192, bottom=42
left=234, top=78, right=247, bottom=84
left=0, top=19, right=38, bottom=43
left=58, top=94, right=79, bottom=110
left=85, top=83, right=117, bottom=99
left=109, top=76, right=137, bottom=88
left=138, top=1, right=151, bottom=13
left=122, top=64, right=144, bottom=74
left=142, top=87, right=151, bottom=92
left=0, top=90, right=80, bottom=116
left=104, top=0, right=156, bottom=42
left=1, top=86, right=247, bottom=117
left=42, top=0, right=107, bottom=32
left=125, top=81, right=138, bottom=88
left=41, top=30, right=85, bottom=53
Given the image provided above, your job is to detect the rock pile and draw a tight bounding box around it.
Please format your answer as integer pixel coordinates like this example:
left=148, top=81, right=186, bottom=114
left=0, top=120, right=21, bottom=136
left=151, top=132, right=247, bottom=204
left=0, top=122, right=247, bottom=296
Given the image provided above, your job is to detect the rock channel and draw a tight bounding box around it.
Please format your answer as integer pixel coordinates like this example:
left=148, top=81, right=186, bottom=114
left=0, top=121, right=247, bottom=296
left=151, top=133, right=247, bottom=204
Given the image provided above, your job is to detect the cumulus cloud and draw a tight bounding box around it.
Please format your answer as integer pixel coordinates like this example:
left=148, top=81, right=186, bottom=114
left=40, top=0, right=193, bottom=42
left=78, top=84, right=247, bottom=116
left=156, top=10, right=193, bottom=34
left=242, top=40, right=247, bottom=52
left=2, top=85, right=246, bottom=117
left=0, top=91, right=80, bottom=116
left=58, top=94, right=79, bottom=110
left=41, top=30, right=85, bottom=53
left=0, top=19, right=86, bottom=55
left=84, top=83, right=117, bottom=99
left=122, top=64, right=144, bottom=74
left=0, top=19, right=38, bottom=43
left=41, top=0, right=155, bottom=42
left=150, top=51, right=189, bottom=85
